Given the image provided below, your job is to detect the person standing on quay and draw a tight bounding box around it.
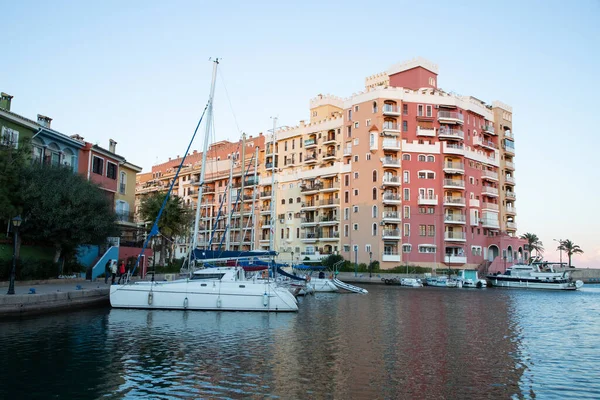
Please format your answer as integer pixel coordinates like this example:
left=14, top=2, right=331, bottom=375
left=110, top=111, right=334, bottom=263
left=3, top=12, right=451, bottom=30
left=117, top=260, right=126, bottom=284
left=110, top=260, right=118, bottom=285
left=104, top=260, right=111, bottom=284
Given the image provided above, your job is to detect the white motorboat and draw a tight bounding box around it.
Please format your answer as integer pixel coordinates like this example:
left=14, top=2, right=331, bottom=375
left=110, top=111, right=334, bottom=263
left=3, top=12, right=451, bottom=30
left=457, top=270, right=487, bottom=288
left=110, top=267, right=298, bottom=312
left=425, top=276, right=458, bottom=288
left=487, top=262, right=583, bottom=290
left=400, top=278, right=423, bottom=287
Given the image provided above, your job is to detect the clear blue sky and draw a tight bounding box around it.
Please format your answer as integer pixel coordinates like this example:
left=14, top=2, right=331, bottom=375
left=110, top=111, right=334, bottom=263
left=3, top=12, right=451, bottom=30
left=3, top=0, right=599, bottom=267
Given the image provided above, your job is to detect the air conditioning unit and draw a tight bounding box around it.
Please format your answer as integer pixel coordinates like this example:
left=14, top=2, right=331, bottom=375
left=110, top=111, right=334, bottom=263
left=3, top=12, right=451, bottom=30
left=379, top=132, right=384, bottom=136
left=380, top=221, right=386, bottom=226
left=434, top=105, right=440, bottom=109
left=279, top=219, right=285, bottom=224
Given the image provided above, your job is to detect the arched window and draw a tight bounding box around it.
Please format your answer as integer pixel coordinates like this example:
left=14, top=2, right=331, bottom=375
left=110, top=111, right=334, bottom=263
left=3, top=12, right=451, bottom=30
left=289, top=198, right=293, bottom=204
left=418, top=154, right=426, bottom=162
left=372, top=223, right=378, bottom=236
left=402, top=154, right=411, bottom=161
left=373, top=101, right=378, bottom=113
left=427, top=155, right=435, bottom=162
left=372, top=188, right=377, bottom=200
left=372, top=170, right=377, bottom=182
left=372, top=205, right=378, bottom=218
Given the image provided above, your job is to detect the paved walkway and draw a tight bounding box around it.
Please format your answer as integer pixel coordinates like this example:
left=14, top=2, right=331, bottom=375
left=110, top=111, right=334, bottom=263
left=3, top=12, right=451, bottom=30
left=0, top=279, right=112, bottom=296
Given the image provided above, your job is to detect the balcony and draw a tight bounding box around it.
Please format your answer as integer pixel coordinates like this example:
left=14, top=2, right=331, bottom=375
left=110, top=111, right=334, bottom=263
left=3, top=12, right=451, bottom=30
left=382, top=123, right=400, bottom=135
left=482, top=124, right=495, bottom=135
left=261, top=221, right=272, bottom=229
left=481, top=170, right=499, bottom=181
left=382, top=156, right=400, bottom=168
left=343, top=146, right=352, bottom=157
left=505, top=160, right=515, bottom=170
left=319, top=215, right=339, bottom=225
left=438, top=128, right=464, bottom=140
left=382, top=253, right=401, bottom=262
left=301, top=200, right=318, bottom=209
left=301, top=182, right=322, bottom=193
left=443, top=197, right=466, bottom=207
left=505, top=175, right=515, bottom=185
left=506, top=221, right=517, bottom=230
left=505, top=206, right=517, bottom=215
left=504, top=144, right=515, bottom=155
left=383, top=104, right=401, bottom=116
left=505, top=130, right=514, bottom=139
left=301, top=217, right=318, bottom=226
left=304, top=138, right=317, bottom=149
left=382, top=211, right=401, bottom=222
left=481, top=186, right=499, bottom=197
left=300, top=232, right=319, bottom=242
left=444, top=214, right=466, bottom=224
left=438, top=111, right=464, bottom=124
left=444, top=231, right=466, bottom=241
left=445, top=255, right=467, bottom=265
left=474, top=136, right=498, bottom=150
left=320, top=231, right=340, bottom=241
left=469, top=198, right=480, bottom=208
left=481, top=218, right=500, bottom=229
left=304, top=154, right=318, bottom=164
left=116, top=211, right=136, bottom=224
left=320, top=181, right=340, bottom=192
left=383, top=193, right=402, bottom=204
left=265, top=162, right=278, bottom=169
left=443, top=143, right=465, bottom=155
left=505, top=191, right=516, bottom=200
left=323, top=135, right=336, bottom=145
left=382, top=229, right=401, bottom=240
left=319, top=198, right=340, bottom=208
left=382, top=176, right=401, bottom=186
left=322, top=150, right=337, bottom=161
left=443, top=179, right=465, bottom=189
left=382, top=139, right=401, bottom=151
left=416, top=126, right=436, bottom=137
left=259, top=206, right=272, bottom=215
left=259, top=191, right=272, bottom=199
left=443, top=161, right=464, bottom=174
left=418, top=195, right=438, bottom=206
left=482, top=202, right=499, bottom=211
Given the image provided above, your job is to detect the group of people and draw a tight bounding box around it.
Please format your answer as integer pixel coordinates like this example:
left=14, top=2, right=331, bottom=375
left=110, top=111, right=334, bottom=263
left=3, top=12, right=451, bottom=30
left=104, top=259, right=129, bottom=285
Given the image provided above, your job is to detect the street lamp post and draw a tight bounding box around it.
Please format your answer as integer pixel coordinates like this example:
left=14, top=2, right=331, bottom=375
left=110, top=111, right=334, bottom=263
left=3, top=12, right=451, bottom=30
left=553, top=238, right=563, bottom=266
left=7, top=215, right=22, bottom=295
left=354, top=246, right=358, bottom=277
left=291, top=251, right=294, bottom=268
left=369, top=251, right=373, bottom=278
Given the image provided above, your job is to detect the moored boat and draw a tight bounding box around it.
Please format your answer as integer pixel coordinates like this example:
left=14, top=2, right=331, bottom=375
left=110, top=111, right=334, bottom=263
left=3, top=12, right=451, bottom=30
left=486, top=262, right=583, bottom=290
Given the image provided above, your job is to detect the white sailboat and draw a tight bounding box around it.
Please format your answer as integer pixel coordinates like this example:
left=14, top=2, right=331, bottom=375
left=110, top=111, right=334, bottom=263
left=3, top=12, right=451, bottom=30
left=110, top=59, right=298, bottom=312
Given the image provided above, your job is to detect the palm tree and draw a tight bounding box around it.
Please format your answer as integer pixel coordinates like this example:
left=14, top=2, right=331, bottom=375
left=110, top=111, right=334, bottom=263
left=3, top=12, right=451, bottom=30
left=520, top=233, right=544, bottom=261
left=557, top=239, right=584, bottom=268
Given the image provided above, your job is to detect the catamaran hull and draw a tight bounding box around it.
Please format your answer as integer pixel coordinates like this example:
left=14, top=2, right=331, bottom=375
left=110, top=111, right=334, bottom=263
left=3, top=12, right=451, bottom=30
left=110, top=280, right=298, bottom=312
left=487, top=277, right=583, bottom=290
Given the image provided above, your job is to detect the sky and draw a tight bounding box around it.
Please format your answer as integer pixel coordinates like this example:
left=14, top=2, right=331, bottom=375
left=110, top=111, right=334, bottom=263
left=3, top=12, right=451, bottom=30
left=2, top=0, right=599, bottom=267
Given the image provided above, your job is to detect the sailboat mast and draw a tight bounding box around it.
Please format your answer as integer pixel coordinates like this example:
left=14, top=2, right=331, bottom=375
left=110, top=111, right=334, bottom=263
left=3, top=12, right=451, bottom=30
left=193, top=58, right=219, bottom=250
left=269, top=117, right=277, bottom=252
left=239, top=133, right=246, bottom=250
left=225, top=160, right=233, bottom=250
left=251, top=146, right=258, bottom=250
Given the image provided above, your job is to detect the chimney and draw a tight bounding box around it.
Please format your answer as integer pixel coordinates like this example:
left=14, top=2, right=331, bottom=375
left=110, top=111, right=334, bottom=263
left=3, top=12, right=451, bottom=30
left=37, top=114, right=52, bottom=128
left=109, top=139, right=117, bottom=153
left=0, top=92, right=13, bottom=111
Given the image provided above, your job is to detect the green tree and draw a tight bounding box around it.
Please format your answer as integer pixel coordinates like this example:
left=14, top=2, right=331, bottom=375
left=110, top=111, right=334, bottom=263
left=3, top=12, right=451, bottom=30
left=19, top=165, right=119, bottom=265
left=557, top=239, right=584, bottom=267
left=520, top=232, right=544, bottom=260
left=138, top=192, right=193, bottom=265
left=0, top=138, right=31, bottom=221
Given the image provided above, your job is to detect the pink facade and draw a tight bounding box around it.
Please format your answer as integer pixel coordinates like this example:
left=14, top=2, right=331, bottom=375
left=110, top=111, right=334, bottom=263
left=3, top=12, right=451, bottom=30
left=389, top=66, right=438, bottom=90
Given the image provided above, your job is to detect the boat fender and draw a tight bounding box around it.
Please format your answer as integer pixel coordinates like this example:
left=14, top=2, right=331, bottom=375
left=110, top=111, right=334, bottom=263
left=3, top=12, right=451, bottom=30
left=184, top=297, right=189, bottom=309
left=217, top=297, right=222, bottom=308
left=263, top=292, right=269, bottom=307
left=148, top=291, right=153, bottom=305
left=476, top=281, right=483, bottom=288
left=306, top=275, right=311, bottom=283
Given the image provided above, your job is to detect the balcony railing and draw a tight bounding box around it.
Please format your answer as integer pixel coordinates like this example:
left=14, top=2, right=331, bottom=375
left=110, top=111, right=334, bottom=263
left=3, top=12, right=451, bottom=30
left=323, top=151, right=336, bottom=159
left=506, top=221, right=517, bottom=229
left=116, top=211, right=136, bottom=223
left=444, top=214, right=466, bottom=223
left=443, top=197, right=466, bottom=206
left=482, top=124, right=495, bottom=134
left=443, top=161, right=464, bottom=170
left=505, top=176, right=515, bottom=184
left=321, top=181, right=340, bottom=190
left=382, top=139, right=401, bottom=149
left=383, top=193, right=402, bottom=201
left=304, top=139, right=317, bottom=147
left=505, top=206, right=517, bottom=214
left=418, top=195, right=438, bottom=205
left=383, top=104, right=400, bottom=114
left=382, top=176, right=401, bottom=185
left=416, top=126, right=436, bottom=137
left=438, top=128, right=464, bottom=139
left=438, top=111, right=464, bottom=122
left=320, top=215, right=339, bottom=223
left=482, top=202, right=499, bottom=211
left=382, top=211, right=400, bottom=219
left=482, top=186, right=499, bottom=196
left=305, top=154, right=318, bottom=162
left=505, top=160, right=515, bottom=169
left=383, top=229, right=401, bottom=237
left=382, top=157, right=400, bottom=166
left=383, top=122, right=400, bottom=131
left=443, top=179, right=465, bottom=188
left=444, top=231, right=466, bottom=240
left=319, top=198, right=340, bottom=206
left=482, top=170, right=499, bottom=180
left=343, top=146, right=352, bottom=156
left=505, top=191, right=516, bottom=199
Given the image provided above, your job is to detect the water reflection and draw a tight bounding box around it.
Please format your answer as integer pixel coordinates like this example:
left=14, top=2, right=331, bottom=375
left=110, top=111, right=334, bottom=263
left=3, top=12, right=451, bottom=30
left=2, top=286, right=598, bottom=399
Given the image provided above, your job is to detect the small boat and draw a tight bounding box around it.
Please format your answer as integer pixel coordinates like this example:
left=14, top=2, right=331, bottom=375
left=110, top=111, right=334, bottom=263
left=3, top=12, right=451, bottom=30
left=457, top=270, right=487, bottom=288
left=400, top=278, right=423, bottom=287
left=487, top=262, right=583, bottom=290
left=110, top=266, right=298, bottom=312
left=424, top=276, right=458, bottom=288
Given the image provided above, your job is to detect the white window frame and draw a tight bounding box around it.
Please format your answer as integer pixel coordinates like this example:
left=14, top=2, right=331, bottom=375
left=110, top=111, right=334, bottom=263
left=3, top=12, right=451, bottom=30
left=426, top=105, right=433, bottom=117
left=1, top=127, right=19, bottom=148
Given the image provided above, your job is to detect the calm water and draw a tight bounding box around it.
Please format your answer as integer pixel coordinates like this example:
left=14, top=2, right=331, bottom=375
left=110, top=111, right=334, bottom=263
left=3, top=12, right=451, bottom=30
left=1, top=285, right=599, bottom=399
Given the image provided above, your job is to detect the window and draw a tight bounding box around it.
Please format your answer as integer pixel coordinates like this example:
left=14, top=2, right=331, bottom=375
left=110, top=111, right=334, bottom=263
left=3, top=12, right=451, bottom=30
left=402, top=244, right=412, bottom=253
left=404, top=206, right=410, bottom=219
left=354, top=138, right=359, bottom=145
left=402, top=121, right=408, bottom=132
left=281, top=199, right=285, bottom=205
left=292, top=140, right=295, bottom=150
left=373, top=101, right=378, bottom=113
left=354, top=189, right=358, bottom=196
left=353, top=244, right=359, bottom=252
left=297, top=197, right=301, bottom=203
left=372, top=188, right=377, bottom=200
left=403, top=170, right=410, bottom=183
left=353, top=223, right=359, bottom=231
left=344, top=208, right=349, bottom=220
left=428, top=207, right=435, bottom=214
left=403, top=223, right=410, bottom=237
left=343, top=244, right=350, bottom=252
left=418, top=171, right=435, bottom=179
left=418, top=246, right=437, bottom=253
left=353, top=205, right=359, bottom=213
left=354, top=155, right=359, bottom=162
left=403, top=104, right=408, bottom=115
left=347, top=126, right=352, bottom=137
left=366, top=119, right=371, bottom=127
left=418, top=154, right=426, bottom=162
left=427, top=155, right=435, bottom=162
left=366, top=244, right=372, bottom=253
left=402, top=154, right=411, bottom=161
left=419, top=207, right=427, bottom=214
left=419, top=225, right=427, bottom=236
left=119, top=171, right=126, bottom=194
left=372, top=205, right=378, bottom=218
left=372, top=223, right=377, bottom=236
left=289, top=198, right=293, bottom=204
left=345, top=175, right=349, bottom=186
left=426, top=105, right=432, bottom=117
left=344, top=191, right=349, bottom=203
left=428, top=225, right=435, bottom=236
left=354, top=105, right=359, bottom=112
left=372, top=170, right=377, bottom=182
left=92, top=156, right=104, bottom=175
left=417, top=104, right=424, bottom=116
left=354, top=122, right=359, bottom=129
left=1, top=127, right=19, bottom=148
left=107, top=162, right=117, bottom=180
left=403, top=188, right=410, bottom=201
left=344, top=225, right=349, bottom=237
left=354, top=172, right=359, bottom=179
left=366, top=153, right=371, bottom=161
left=284, top=141, right=288, bottom=151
